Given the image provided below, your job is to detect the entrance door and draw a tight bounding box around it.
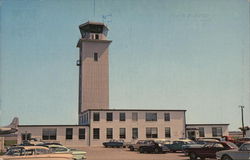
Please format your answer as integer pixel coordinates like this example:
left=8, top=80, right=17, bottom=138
left=187, top=131, right=196, bottom=140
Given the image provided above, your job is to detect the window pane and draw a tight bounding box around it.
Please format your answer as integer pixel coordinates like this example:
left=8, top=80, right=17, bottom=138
left=165, top=127, right=171, bottom=138
left=199, top=127, right=205, bottom=137
left=146, top=127, right=158, bottom=138
left=146, top=113, right=157, bottom=121
left=132, top=112, right=138, bottom=121
left=119, top=112, right=126, bottom=121
left=93, top=112, right=100, bottom=121
left=132, top=128, right=138, bottom=139
left=79, top=128, right=85, bottom=139
left=106, top=128, right=113, bottom=139
left=66, top=128, right=73, bottom=140
left=94, top=53, right=98, bottom=61
left=93, top=128, right=100, bottom=139
left=164, top=113, right=170, bottom=121
left=106, top=112, right=113, bottom=121
left=42, top=128, right=57, bottom=140
left=120, top=128, right=126, bottom=139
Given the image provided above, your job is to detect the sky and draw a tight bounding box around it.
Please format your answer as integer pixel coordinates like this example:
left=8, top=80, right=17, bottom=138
left=0, top=0, right=249, bottom=131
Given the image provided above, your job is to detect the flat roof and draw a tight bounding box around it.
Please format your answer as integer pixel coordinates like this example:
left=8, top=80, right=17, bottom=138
left=81, top=108, right=186, bottom=114
left=18, top=125, right=89, bottom=127
left=186, top=124, right=230, bottom=126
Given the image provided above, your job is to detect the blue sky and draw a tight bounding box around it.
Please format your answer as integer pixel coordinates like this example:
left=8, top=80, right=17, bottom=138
left=0, top=0, right=249, bottom=130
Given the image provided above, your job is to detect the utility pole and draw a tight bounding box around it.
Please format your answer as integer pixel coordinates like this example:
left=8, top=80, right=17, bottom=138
left=239, top=105, right=245, bottom=137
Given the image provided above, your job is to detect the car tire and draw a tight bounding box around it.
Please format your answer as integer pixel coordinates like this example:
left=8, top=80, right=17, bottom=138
left=154, top=148, right=160, bottom=154
left=139, top=148, right=144, bottom=153
left=129, top=147, right=134, bottom=151
left=221, top=155, right=233, bottom=160
left=189, top=152, right=197, bottom=160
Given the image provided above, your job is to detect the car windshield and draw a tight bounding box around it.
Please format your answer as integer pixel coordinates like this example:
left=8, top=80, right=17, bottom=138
left=227, top=142, right=238, bottom=149
left=5, top=148, right=23, bottom=156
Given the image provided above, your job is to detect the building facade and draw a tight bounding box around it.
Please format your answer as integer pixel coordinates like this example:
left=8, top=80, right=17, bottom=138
left=186, top=124, right=229, bottom=139
left=17, top=21, right=230, bottom=147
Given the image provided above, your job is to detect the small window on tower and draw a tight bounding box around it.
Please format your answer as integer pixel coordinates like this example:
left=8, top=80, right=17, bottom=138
left=95, top=34, right=99, bottom=39
left=94, top=53, right=98, bottom=61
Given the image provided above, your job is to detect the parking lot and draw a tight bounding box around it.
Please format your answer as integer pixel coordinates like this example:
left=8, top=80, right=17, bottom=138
left=79, top=147, right=217, bottom=160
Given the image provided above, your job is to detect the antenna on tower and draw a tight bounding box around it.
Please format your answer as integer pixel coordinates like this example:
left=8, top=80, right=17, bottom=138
left=102, top=14, right=112, bottom=25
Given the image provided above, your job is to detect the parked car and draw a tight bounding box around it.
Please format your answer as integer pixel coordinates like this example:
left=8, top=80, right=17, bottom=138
left=46, top=145, right=86, bottom=160
left=234, top=137, right=250, bottom=147
left=103, top=140, right=125, bottom=148
left=138, top=140, right=170, bottom=154
left=166, top=139, right=194, bottom=152
left=0, top=146, right=73, bottom=160
left=185, top=141, right=238, bottom=160
left=216, top=142, right=250, bottom=160
left=128, top=140, right=153, bottom=151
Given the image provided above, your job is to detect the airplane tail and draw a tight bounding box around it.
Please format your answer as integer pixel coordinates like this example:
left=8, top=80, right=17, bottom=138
left=7, top=117, right=19, bottom=129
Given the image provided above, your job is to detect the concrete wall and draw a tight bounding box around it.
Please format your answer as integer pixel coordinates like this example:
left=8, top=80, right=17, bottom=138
left=246, top=130, right=250, bottom=137
left=78, top=39, right=111, bottom=112
left=18, top=126, right=89, bottom=148
left=84, top=110, right=186, bottom=146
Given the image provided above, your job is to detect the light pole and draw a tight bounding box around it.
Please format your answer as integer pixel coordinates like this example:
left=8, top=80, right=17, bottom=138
left=239, top=105, right=245, bottom=137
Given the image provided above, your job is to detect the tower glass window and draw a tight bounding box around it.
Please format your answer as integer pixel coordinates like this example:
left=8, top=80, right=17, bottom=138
left=106, top=128, right=113, bottom=139
left=66, top=128, right=73, bottom=140
left=106, top=112, right=113, bottom=121
left=79, top=128, right=85, bottom=139
left=120, top=128, right=126, bottom=139
left=93, top=112, right=100, bottom=121
left=93, top=128, right=100, bottom=139
left=146, top=127, right=158, bottom=138
left=146, top=113, right=157, bottom=121
left=94, top=52, right=98, bottom=61
left=119, top=112, right=126, bottom=121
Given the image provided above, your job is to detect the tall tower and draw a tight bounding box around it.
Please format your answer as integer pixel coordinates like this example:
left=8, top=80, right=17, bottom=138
left=77, top=21, right=112, bottom=113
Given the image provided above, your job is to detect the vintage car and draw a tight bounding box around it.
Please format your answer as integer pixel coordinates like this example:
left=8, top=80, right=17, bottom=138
left=102, top=140, right=125, bottom=148
left=0, top=146, right=73, bottom=160
left=138, top=140, right=170, bottom=154
left=46, top=145, right=86, bottom=160
left=128, top=140, right=152, bottom=151
left=185, top=141, right=238, bottom=160
left=165, top=139, right=194, bottom=152
left=216, top=142, right=250, bottom=160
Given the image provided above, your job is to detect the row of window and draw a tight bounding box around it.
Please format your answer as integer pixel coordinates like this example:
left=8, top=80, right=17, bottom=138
left=198, top=127, right=222, bottom=137
left=40, top=128, right=86, bottom=140
left=93, top=127, right=171, bottom=139
left=93, top=112, right=171, bottom=122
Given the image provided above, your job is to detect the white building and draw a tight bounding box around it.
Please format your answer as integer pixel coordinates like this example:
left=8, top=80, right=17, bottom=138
left=17, top=21, right=229, bottom=147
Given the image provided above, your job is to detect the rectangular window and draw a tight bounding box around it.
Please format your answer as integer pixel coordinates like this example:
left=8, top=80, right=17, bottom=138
left=120, top=128, right=126, bottom=139
left=93, top=128, right=100, bottom=139
left=106, top=112, right=113, bottom=121
left=146, top=113, right=157, bottom=121
left=146, top=127, right=158, bottom=138
left=93, top=112, right=100, bottom=121
left=199, top=127, right=205, bottom=137
left=79, top=128, right=85, bottom=139
left=106, top=128, right=113, bottom=139
left=42, top=128, right=57, bottom=140
left=212, top=127, right=222, bottom=137
left=21, top=133, right=31, bottom=141
left=66, top=128, right=73, bottom=140
left=165, top=127, right=171, bottom=138
left=95, top=34, right=99, bottom=40
left=164, top=113, right=170, bottom=121
left=119, top=112, right=126, bottom=121
left=132, top=128, right=138, bottom=139
left=132, top=112, right=138, bottom=121
left=94, top=52, right=98, bottom=61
